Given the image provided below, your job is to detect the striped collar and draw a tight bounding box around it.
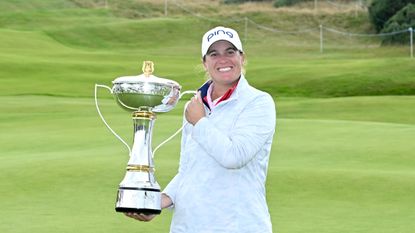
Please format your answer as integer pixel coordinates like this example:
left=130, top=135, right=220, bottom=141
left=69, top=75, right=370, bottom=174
left=198, top=75, right=242, bottom=110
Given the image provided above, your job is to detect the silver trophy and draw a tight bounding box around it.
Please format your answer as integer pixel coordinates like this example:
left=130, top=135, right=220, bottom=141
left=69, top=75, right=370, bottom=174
left=94, top=61, right=190, bottom=214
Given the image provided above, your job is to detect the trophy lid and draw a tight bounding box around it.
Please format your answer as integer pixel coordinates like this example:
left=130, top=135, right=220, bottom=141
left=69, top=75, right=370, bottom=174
left=111, top=61, right=181, bottom=112
left=112, top=74, right=180, bottom=87
left=112, top=61, right=179, bottom=86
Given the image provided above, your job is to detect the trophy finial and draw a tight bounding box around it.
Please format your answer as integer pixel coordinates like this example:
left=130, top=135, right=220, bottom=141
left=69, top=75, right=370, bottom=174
left=142, top=61, right=154, bottom=77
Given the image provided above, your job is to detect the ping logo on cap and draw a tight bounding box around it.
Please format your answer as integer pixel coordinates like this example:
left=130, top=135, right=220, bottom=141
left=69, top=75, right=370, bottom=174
left=201, top=26, right=242, bottom=57
left=207, top=29, right=234, bottom=42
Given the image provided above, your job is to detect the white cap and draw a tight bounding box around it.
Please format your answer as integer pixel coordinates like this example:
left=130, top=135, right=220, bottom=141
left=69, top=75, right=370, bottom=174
left=201, top=26, right=243, bottom=57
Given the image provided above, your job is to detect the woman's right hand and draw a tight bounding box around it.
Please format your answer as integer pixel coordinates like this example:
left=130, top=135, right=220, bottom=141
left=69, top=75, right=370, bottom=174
left=124, top=212, right=156, bottom=222
left=124, top=193, right=173, bottom=222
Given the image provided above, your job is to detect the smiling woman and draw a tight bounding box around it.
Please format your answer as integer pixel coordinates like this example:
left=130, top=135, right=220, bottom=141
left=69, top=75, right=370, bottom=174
left=124, top=26, right=277, bottom=233
left=201, top=26, right=246, bottom=101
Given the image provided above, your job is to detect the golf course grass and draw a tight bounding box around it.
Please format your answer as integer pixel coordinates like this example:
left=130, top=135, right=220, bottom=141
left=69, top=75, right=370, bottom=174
left=1, top=1, right=414, bottom=233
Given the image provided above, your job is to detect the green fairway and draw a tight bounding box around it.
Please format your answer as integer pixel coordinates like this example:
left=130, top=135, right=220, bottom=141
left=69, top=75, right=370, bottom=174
left=1, top=96, right=414, bottom=233
left=1, top=1, right=415, bottom=233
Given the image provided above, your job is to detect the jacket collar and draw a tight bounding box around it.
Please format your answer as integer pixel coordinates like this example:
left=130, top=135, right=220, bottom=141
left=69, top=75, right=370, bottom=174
left=198, top=74, right=248, bottom=109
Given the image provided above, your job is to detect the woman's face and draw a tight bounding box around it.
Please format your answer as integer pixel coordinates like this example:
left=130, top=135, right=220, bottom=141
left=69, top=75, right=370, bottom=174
left=203, top=40, right=244, bottom=88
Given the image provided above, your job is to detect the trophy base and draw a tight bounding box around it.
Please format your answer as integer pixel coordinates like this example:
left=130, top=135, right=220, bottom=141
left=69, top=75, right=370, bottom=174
left=115, top=188, right=161, bottom=215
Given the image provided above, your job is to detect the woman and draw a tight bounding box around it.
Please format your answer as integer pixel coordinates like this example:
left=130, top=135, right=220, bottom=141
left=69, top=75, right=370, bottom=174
left=127, top=26, right=276, bottom=233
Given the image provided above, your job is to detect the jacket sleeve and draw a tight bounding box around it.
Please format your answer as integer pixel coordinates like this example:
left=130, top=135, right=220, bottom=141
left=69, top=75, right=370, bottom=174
left=191, top=94, right=276, bottom=169
left=162, top=108, right=191, bottom=206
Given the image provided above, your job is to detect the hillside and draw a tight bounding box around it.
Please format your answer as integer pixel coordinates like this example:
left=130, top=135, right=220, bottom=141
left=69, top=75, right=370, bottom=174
left=0, top=0, right=413, bottom=98
left=0, top=0, right=374, bottom=48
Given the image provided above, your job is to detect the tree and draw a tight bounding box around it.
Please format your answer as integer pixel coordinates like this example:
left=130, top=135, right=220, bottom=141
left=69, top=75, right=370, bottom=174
left=381, top=3, right=415, bottom=44
left=368, top=0, right=415, bottom=32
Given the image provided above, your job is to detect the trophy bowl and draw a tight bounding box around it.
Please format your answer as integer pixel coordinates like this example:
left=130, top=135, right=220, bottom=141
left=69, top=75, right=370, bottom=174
left=112, top=73, right=181, bottom=112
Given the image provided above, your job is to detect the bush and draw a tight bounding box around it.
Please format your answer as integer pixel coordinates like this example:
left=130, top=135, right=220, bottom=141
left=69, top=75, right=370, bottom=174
left=273, top=0, right=313, bottom=8
left=368, top=0, right=415, bottom=32
left=381, top=3, right=415, bottom=44
left=224, top=0, right=272, bottom=4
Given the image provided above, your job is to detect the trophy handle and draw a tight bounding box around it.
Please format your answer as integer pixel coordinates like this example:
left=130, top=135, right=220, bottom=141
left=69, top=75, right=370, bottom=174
left=152, top=90, right=197, bottom=158
left=94, top=84, right=132, bottom=155
left=179, top=90, right=198, bottom=98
